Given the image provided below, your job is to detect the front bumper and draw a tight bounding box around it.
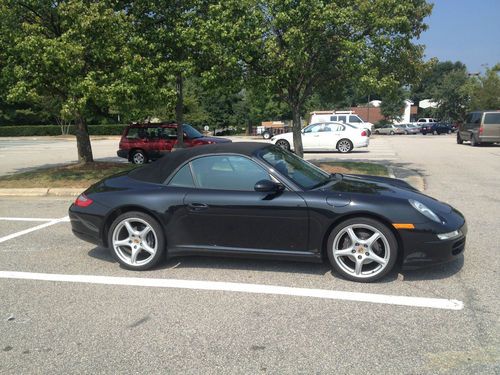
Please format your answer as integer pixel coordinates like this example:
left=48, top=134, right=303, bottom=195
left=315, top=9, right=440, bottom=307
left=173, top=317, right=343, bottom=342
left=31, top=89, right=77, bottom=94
left=117, top=149, right=129, bottom=159
left=400, top=222, right=467, bottom=269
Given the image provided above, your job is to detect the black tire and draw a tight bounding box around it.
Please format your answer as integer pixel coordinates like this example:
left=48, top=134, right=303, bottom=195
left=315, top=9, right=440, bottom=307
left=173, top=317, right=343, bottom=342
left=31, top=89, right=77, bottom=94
left=375, top=130, right=380, bottom=135
left=337, top=138, right=353, bottom=153
left=262, top=131, right=272, bottom=140
left=404, top=130, right=409, bottom=135
left=275, top=139, right=290, bottom=150
left=108, top=211, right=165, bottom=271
left=131, top=149, right=147, bottom=164
left=433, top=130, right=438, bottom=135
left=470, top=134, right=479, bottom=147
left=326, top=217, right=398, bottom=282
left=457, top=133, right=463, bottom=144
left=447, top=129, right=451, bottom=134
left=390, top=131, right=395, bottom=135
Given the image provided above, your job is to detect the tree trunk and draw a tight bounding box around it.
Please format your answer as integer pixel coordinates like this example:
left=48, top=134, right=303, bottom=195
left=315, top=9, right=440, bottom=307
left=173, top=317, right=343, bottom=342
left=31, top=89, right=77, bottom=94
left=246, top=119, right=252, bottom=136
left=174, top=72, right=184, bottom=149
left=75, top=116, right=93, bottom=163
left=291, top=106, right=304, bottom=157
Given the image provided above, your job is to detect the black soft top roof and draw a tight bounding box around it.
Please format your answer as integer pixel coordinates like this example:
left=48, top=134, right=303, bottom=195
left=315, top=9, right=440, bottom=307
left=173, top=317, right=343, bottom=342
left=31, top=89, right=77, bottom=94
left=128, top=142, right=273, bottom=184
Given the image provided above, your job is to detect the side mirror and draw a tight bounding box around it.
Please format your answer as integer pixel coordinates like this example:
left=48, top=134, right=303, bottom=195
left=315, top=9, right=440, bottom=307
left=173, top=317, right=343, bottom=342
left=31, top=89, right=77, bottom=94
left=301, top=129, right=305, bottom=134
left=254, top=179, right=284, bottom=193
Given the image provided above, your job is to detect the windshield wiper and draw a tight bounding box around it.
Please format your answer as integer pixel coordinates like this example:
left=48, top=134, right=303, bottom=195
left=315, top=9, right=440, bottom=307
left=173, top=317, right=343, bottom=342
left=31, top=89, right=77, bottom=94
left=310, top=173, right=343, bottom=190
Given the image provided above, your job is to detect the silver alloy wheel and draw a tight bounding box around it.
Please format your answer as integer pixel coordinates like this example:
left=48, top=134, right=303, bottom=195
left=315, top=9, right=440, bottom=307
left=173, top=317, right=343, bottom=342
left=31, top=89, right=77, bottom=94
left=132, top=151, right=145, bottom=164
left=337, top=139, right=352, bottom=153
left=332, top=224, right=391, bottom=279
left=263, top=132, right=271, bottom=139
left=112, top=218, right=158, bottom=266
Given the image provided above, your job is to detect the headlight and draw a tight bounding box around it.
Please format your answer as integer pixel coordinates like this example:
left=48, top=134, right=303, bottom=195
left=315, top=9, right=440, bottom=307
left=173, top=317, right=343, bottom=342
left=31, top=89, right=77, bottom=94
left=409, top=199, right=441, bottom=223
left=437, top=230, right=461, bottom=240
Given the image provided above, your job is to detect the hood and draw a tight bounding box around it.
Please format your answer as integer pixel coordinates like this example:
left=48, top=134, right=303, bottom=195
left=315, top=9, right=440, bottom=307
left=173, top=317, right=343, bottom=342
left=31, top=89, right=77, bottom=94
left=326, top=174, right=452, bottom=214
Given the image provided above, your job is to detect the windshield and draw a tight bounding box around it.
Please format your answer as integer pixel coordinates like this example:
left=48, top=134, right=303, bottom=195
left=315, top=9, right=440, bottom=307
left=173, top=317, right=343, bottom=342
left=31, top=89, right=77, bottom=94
left=257, top=146, right=330, bottom=190
left=183, top=124, right=203, bottom=139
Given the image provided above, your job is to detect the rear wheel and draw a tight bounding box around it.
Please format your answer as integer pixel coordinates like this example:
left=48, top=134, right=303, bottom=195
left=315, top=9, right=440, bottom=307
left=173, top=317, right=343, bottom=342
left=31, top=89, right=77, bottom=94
left=327, top=217, right=398, bottom=282
left=262, top=131, right=272, bottom=140
left=457, top=133, right=463, bottom=144
left=433, top=130, right=438, bottom=135
left=131, top=150, right=147, bottom=164
left=109, top=211, right=165, bottom=271
left=375, top=130, right=380, bottom=135
left=390, top=131, right=395, bottom=135
left=470, top=134, right=479, bottom=147
left=275, top=139, right=290, bottom=150
left=337, top=139, right=353, bottom=153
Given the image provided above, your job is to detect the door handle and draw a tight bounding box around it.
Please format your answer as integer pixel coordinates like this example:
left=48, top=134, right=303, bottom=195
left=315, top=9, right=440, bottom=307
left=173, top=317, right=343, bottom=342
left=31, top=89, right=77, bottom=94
left=188, top=202, right=209, bottom=211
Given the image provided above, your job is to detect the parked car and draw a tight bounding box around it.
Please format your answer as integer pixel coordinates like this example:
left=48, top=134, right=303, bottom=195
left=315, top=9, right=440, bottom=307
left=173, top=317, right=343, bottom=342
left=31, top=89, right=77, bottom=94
left=398, top=124, right=420, bottom=134
left=415, top=118, right=438, bottom=125
left=457, top=111, right=500, bottom=146
left=270, top=122, right=369, bottom=153
left=117, top=123, right=231, bottom=164
left=420, top=123, right=453, bottom=135
left=70, top=142, right=467, bottom=283
left=374, top=124, right=405, bottom=135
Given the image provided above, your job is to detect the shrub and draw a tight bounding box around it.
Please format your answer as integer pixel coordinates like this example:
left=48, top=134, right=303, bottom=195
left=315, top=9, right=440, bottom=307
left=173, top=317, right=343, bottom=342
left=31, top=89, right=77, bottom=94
left=0, top=124, right=128, bottom=137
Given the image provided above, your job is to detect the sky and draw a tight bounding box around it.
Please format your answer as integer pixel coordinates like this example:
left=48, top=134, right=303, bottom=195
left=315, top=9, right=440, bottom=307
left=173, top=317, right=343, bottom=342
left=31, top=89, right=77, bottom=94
left=418, top=0, right=500, bottom=74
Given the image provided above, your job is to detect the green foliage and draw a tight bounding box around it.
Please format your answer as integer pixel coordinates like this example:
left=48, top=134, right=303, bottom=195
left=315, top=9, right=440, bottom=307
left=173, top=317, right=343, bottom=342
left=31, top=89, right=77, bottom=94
left=469, top=65, right=500, bottom=110
left=430, top=66, right=470, bottom=122
left=0, top=124, right=127, bottom=137
left=380, top=86, right=408, bottom=121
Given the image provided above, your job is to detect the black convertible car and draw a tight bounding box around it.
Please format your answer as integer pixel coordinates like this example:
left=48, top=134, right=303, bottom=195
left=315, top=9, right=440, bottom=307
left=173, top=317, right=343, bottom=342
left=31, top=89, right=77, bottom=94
left=69, top=142, right=466, bottom=282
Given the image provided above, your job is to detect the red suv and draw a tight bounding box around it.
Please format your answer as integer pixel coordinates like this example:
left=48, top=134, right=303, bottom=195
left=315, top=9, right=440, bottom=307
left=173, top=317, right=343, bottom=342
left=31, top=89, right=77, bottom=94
left=117, top=123, right=231, bottom=164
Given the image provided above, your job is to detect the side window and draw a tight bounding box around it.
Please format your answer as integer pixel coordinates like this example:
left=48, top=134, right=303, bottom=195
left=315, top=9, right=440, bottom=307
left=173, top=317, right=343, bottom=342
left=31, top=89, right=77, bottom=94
left=334, top=124, right=345, bottom=131
left=349, top=115, right=362, bottom=123
left=330, top=116, right=338, bottom=121
left=126, top=128, right=140, bottom=139
left=337, top=115, right=347, bottom=123
left=162, top=127, right=177, bottom=139
left=484, top=113, right=500, bottom=125
left=190, top=156, right=271, bottom=191
left=168, top=164, right=195, bottom=188
left=464, top=113, right=472, bottom=123
left=307, top=124, right=325, bottom=133
left=471, top=113, right=481, bottom=124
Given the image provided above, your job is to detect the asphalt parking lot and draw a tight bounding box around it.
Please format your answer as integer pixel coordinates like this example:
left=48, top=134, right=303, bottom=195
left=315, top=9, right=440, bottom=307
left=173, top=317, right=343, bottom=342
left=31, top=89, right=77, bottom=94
left=0, top=135, right=499, bottom=374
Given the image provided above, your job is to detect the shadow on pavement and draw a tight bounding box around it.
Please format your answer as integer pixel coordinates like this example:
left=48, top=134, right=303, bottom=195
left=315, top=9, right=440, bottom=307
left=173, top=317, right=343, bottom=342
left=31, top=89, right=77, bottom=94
left=88, top=246, right=116, bottom=263
left=399, top=255, right=464, bottom=281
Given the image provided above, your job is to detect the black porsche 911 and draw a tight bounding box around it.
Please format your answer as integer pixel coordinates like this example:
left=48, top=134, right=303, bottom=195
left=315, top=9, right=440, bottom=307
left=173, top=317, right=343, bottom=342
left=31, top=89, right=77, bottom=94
left=69, top=142, right=466, bottom=282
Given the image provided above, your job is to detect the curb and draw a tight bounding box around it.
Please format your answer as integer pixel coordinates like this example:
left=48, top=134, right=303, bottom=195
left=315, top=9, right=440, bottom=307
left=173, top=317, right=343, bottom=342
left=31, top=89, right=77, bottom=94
left=0, top=188, right=83, bottom=197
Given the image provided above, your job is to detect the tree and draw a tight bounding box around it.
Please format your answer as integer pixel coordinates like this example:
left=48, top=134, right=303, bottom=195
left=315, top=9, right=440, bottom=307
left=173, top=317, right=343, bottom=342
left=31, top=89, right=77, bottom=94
left=380, top=86, right=408, bottom=122
left=0, top=0, right=158, bottom=163
left=430, top=66, right=471, bottom=122
left=236, top=0, right=432, bottom=156
left=469, top=64, right=500, bottom=110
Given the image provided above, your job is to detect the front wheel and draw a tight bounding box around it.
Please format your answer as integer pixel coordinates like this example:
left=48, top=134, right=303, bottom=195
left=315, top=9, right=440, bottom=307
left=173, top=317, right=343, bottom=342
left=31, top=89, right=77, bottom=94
left=375, top=130, right=380, bottom=135
left=327, top=217, right=398, bottom=282
left=337, top=139, right=353, bottom=153
left=262, top=131, right=272, bottom=140
left=275, top=139, right=290, bottom=150
left=109, top=211, right=165, bottom=270
left=389, top=131, right=395, bottom=135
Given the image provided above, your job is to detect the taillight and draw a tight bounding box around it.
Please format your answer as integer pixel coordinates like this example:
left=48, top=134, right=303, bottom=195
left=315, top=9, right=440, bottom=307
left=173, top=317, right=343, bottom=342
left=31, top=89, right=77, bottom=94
left=479, top=125, right=484, bottom=135
left=75, top=193, right=93, bottom=207
left=361, top=130, right=367, bottom=137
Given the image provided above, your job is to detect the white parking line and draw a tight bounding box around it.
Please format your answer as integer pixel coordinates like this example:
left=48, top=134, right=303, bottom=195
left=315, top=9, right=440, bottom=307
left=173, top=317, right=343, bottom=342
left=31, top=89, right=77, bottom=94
left=0, top=271, right=464, bottom=310
left=0, top=216, right=69, bottom=244
left=0, top=217, right=58, bottom=222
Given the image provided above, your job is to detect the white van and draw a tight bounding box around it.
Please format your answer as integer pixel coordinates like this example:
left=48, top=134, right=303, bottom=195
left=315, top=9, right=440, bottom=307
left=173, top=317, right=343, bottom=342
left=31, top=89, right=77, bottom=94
left=310, top=111, right=373, bottom=134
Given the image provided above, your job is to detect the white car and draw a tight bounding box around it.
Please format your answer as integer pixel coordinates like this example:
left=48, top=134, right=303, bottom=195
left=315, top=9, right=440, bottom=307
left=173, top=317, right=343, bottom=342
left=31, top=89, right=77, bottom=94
left=270, top=122, right=369, bottom=153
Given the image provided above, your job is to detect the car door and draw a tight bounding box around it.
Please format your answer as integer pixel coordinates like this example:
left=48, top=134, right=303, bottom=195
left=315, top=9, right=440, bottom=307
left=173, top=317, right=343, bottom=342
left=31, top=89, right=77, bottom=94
left=318, top=124, right=343, bottom=149
left=301, top=123, right=324, bottom=150
left=483, top=112, right=500, bottom=140
left=169, top=155, right=309, bottom=253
